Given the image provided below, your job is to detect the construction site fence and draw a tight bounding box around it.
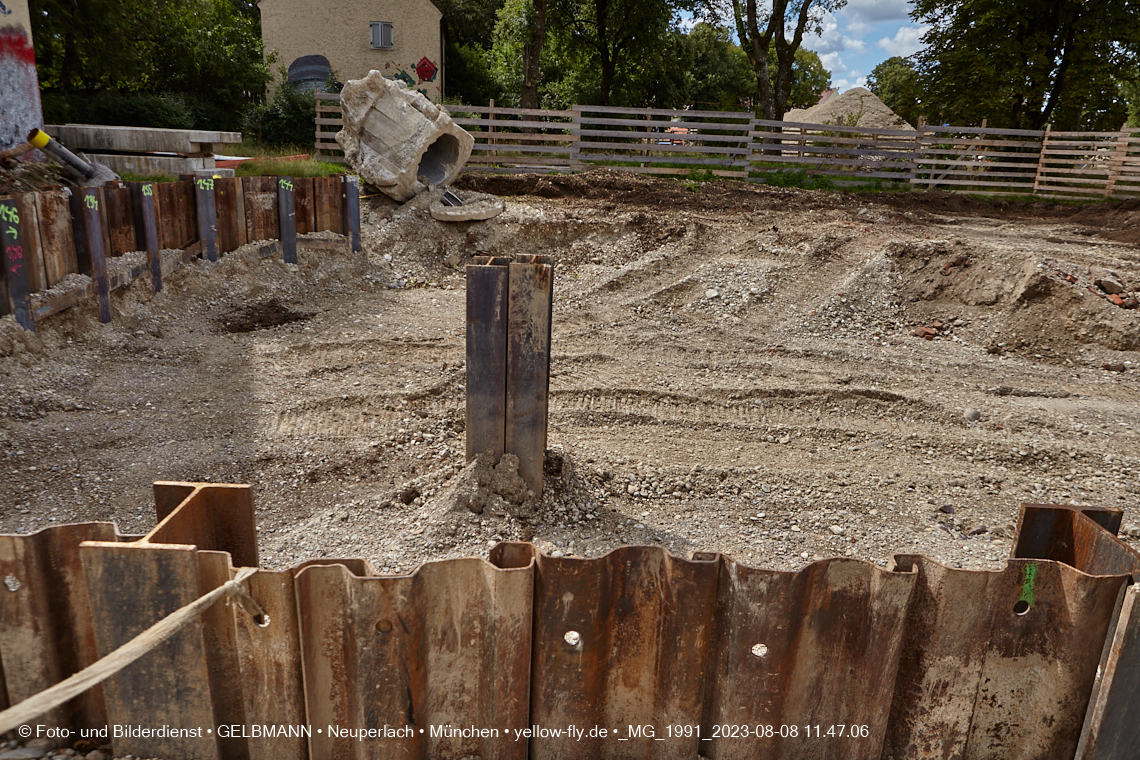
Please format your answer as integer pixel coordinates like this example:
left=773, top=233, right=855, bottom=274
left=1, top=488, right=1139, bottom=760
left=313, top=95, right=1140, bottom=200
left=0, top=175, right=361, bottom=328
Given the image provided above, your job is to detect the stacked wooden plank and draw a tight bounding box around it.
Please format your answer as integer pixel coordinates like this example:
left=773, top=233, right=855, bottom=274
left=314, top=92, right=345, bottom=164
left=749, top=119, right=919, bottom=185
left=574, top=105, right=753, bottom=178
left=446, top=102, right=576, bottom=174
left=912, top=126, right=1044, bottom=196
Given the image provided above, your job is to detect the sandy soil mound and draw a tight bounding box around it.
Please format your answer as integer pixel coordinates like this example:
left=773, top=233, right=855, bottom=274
left=785, top=87, right=915, bottom=130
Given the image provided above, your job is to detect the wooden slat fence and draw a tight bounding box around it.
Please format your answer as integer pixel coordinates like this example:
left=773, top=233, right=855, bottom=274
left=319, top=94, right=1140, bottom=200
left=448, top=101, right=576, bottom=174
left=912, top=125, right=1044, bottom=196
left=571, top=104, right=753, bottom=178
left=315, top=92, right=345, bottom=164
left=1, top=176, right=353, bottom=323
left=750, top=119, right=919, bottom=185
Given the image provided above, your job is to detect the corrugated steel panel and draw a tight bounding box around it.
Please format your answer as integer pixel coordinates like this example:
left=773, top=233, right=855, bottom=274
left=883, top=555, right=1127, bottom=760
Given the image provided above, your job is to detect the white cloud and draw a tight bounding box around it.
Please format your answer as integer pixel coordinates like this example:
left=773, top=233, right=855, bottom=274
left=832, top=75, right=869, bottom=93
left=818, top=52, right=847, bottom=75
left=876, top=25, right=930, bottom=57
left=807, top=13, right=867, bottom=56
left=843, top=0, right=912, bottom=25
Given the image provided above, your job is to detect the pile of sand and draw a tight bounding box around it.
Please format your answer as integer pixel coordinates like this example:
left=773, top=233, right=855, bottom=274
left=785, top=87, right=915, bottom=130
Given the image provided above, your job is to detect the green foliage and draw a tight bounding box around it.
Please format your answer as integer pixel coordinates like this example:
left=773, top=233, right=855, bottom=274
left=242, top=72, right=317, bottom=148
left=234, top=159, right=345, bottom=178
left=866, top=57, right=922, bottom=126
left=763, top=169, right=836, bottom=190
left=119, top=172, right=178, bottom=183
left=783, top=48, right=831, bottom=110
left=436, top=0, right=508, bottom=46
left=445, top=42, right=504, bottom=105
left=686, top=23, right=756, bottom=110
left=911, top=0, right=1140, bottom=130
left=41, top=92, right=195, bottom=129
left=31, top=0, right=271, bottom=131
left=1124, top=78, right=1140, bottom=128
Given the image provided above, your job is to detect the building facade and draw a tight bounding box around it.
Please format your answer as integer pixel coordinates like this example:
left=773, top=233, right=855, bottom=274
left=257, top=0, right=443, bottom=101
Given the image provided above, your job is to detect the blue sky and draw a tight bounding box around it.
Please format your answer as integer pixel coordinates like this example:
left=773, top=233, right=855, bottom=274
left=804, top=0, right=928, bottom=91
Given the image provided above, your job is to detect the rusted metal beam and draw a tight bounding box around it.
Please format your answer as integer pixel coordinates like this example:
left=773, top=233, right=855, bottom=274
left=1012, top=503, right=1140, bottom=760
left=883, top=554, right=1127, bottom=760
left=277, top=177, right=297, bottom=265
left=701, top=554, right=916, bottom=760
left=505, top=262, right=553, bottom=495
left=0, top=198, right=34, bottom=330
left=466, top=262, right=509, bottom=462
left=295, top=555, right=533, bottom=760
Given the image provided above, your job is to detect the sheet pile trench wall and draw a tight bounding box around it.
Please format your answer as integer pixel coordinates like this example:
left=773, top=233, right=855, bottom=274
left=0, top=174, right=360, bottom=326
left=1, top=486, right=1138, bottom=760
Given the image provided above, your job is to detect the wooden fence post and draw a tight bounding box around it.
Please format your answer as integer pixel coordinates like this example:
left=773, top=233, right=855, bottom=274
left=1104, top=124, right=1131, bottom=200
left=276, top=177, right=297, bottom=265
left=1032, top=124, right=1053, bottom=196
left=1, top=198, right=35, bottom=331
left=130, top=182, right=162, bottom=293
left=570, top=105, right=583, bottom=171
left=488, top=98, right=497, bottom=158
left=909, top=127, right=931, bottom=188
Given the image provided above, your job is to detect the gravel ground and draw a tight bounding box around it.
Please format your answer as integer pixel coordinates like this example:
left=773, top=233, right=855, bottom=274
left=2, top=172, right=1140, bottom=577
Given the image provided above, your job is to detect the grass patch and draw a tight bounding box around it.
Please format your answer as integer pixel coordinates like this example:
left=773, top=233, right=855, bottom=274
left=760, top=169, right=837, bottom=190
left=227, top=141, right=315, bottom=158
left=235, top=158, right=345, bottom=178
left=119, top=171, right=178, bottom=184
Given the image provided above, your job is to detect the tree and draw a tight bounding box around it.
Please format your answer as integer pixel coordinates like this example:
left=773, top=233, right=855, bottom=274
left=547, top=0, right=697, bottom=105
left=686, top=23, right=756, bottom=110
left=31, top=0, right=271, bottom=130
left=866, top=56, right=922, bottom=126
left=731, top=0, right=846, bottom=120
left=783, top=47, right=829, bottom=109
left=911, top=0, right=1140, bottom=130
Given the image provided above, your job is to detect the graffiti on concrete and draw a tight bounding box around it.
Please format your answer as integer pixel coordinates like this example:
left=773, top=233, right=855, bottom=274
left=0, top=27, right=43, bottom=150
left=0, top=2, right=11, bottom=15
left=415, top=57, right=438, bottom=82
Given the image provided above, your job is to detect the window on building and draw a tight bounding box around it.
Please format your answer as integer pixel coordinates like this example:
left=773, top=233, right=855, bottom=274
left=371, top=22, right=394, bottom=50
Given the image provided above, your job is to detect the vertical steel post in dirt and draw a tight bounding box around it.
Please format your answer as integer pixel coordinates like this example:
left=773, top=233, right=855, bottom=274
left=0, top=198, right=34, bottom=331
left=505, top=259, right=553, bottom=494
left=276, top=177, right=297, bottom=265
left=193, top=176, right=219, bottom=262
left=130, top=182, right=162, bottom=293
left=342, top=174, right=362, bottom=253
left=466, top=259, right=509, bottom=462
left=466, top=255, right=555, bottom=493
left=78, top=189, right=111, bottom=324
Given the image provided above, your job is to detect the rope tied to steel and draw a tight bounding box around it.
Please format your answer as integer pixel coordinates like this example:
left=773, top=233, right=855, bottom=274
left=0, top=566, right=264, bottom=735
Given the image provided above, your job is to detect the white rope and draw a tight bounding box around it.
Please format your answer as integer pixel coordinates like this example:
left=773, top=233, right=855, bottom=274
left=0, top=566, right=262, bottom=735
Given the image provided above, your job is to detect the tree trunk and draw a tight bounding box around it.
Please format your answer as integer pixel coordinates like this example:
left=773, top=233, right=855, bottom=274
left=595, top=0, right=614, bottom=105
left=520, top=0, right=546, bottom=110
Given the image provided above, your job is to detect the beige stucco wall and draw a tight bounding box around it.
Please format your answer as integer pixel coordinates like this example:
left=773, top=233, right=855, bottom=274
left=258, top=0, right=443, bottom=101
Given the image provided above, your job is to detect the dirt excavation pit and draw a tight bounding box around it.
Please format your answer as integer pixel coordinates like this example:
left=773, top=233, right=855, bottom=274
left=2, top=170, right=1140, bottom=577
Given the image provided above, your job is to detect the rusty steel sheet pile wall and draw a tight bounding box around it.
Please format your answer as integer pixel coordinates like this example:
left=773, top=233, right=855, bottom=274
left=0, top=176, right=359, bottom=328
left=3, top=486, right=1140, bottom=760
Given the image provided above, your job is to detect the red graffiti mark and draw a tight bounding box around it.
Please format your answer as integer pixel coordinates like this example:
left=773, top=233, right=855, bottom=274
left=0, top=28, right=36, bottom=65
left=10, top=263, right=21, bottom=274
left=415, top=57, right=438, bottom=82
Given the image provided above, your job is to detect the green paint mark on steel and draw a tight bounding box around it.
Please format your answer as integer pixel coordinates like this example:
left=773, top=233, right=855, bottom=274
left=1020, top=563, right=1038, bottom=605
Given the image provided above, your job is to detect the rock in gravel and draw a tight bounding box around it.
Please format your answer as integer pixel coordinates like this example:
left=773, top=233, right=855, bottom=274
left=490, top=453, right=530, bottom=508
left=0, top=748, right=50, bottom=759
left=705, top=289, right=719, bottom=299
left=829, top=525, right=845, bottom=536
left=963, top=408, right=982, bottom=422
left=1096, top=277, right=1125, bottom=295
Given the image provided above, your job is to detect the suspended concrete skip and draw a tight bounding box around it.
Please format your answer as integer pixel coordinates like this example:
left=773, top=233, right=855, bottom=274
left=0, top=488, right=1137, bottom=760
